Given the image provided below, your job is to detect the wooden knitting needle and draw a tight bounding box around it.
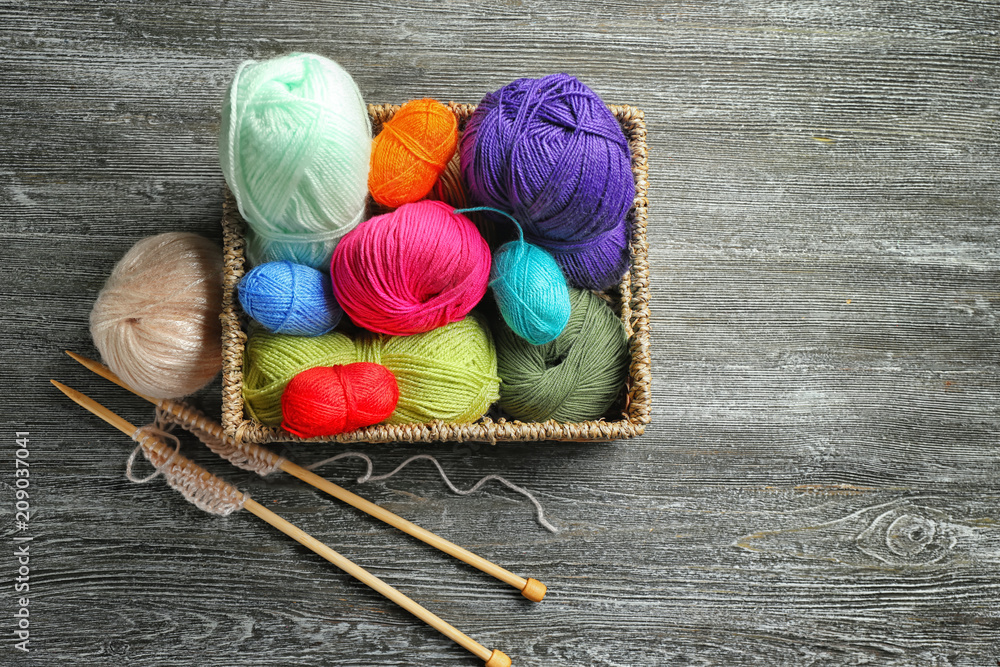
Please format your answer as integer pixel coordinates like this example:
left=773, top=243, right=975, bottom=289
left=51, top=379, right=513, bottom=667
left=64, top=351, right=547, bottom=602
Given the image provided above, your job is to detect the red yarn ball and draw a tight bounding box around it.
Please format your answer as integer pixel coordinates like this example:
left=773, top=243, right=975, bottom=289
left=330, top=200, right=491, bottom=335
left=281, top=363, right=399, bottom=438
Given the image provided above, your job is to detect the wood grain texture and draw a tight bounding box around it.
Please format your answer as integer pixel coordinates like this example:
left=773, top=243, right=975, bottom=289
left=1, top=1, right=998, bottom=665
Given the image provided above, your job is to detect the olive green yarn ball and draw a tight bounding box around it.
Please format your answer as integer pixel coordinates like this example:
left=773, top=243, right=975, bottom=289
left=494, top=288, right=630, bottom=422
left=243, top=315, right=500, bottom=427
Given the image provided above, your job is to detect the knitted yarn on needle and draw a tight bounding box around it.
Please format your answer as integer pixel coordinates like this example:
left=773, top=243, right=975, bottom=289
left=90, top=232, right=224, bottom=399
left=369, top=98, right=458, bottom=208
left=220, top=52, right=371, bottom=269
left=243, top=315, right=500, bottom=427
left=461, top=73, right=634, bottom=290
left=494, top=287, right=630, bottom=422
left=238, top=261, right=343, bottom=336
left=330, top=200, right=491, bottom=336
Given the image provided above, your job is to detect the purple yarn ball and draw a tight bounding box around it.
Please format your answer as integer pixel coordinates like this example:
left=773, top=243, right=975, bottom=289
left=460, top=73, right=633, bottom=290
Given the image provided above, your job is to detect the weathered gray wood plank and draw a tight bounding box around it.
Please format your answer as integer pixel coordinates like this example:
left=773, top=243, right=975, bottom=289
left=1, top=1, right=998, bottom=665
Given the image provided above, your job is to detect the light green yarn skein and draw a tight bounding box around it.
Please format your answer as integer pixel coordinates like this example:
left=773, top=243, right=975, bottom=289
left=243, top=328, right=356, bottom=424
left=355, top=316, right=500, bottom=424
left=495, top=288, right=630, bottom=422
left=220, top=53, right=371, bottom=269
left=243, top=315, right=501, bottom=427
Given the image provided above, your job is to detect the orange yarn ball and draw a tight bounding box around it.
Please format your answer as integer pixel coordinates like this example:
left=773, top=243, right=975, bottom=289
left=369, top=98, right=458, bottom=208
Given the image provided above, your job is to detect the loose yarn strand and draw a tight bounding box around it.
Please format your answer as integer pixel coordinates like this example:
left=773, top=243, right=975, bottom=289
left=126, top=421, right=182, bottom=484
left=453, top=206, right=524, bottom=242
left=305, top=452, right=559, bottom=533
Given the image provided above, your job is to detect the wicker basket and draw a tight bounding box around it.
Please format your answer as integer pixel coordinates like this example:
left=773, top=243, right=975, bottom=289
left=220, top=102, right=650, bottom=444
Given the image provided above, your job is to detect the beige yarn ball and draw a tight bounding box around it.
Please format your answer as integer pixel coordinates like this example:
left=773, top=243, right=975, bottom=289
left=90, top=232, right=224, bottom=399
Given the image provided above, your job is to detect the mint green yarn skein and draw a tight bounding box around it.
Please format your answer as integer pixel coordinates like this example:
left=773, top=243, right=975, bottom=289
left=495, top=288, right=630, bottom=422
left=220, top=53, right=371, bottom=269
left=243, top=315, right=500, bottom=427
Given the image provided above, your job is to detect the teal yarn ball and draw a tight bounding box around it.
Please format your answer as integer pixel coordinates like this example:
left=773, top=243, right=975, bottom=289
left=220, top=53, right=372, bottom=269
left=494, top=287, right=630, bottom=422
left=238, top=261, right=343, bottom=336
left=490, top=239, right=570, bottom=345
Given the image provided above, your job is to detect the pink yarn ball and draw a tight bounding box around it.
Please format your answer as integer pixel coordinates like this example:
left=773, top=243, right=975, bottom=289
left=330, top=200, right=491, bottom=335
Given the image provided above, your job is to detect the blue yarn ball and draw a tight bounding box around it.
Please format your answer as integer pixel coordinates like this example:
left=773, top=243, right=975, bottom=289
left=490, top=239, right=571, bottom=345
left=238, top=261, right=343, bottom=336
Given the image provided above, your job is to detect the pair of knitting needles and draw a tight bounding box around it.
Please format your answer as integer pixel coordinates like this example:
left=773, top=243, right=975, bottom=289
left=55, top=351, right=547, bottom=667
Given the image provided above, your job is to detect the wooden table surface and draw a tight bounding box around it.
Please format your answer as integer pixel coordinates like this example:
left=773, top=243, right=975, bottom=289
left=2, top=2, right=998, bottom=665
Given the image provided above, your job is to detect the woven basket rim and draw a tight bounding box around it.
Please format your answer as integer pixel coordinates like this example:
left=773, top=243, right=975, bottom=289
left=220, top=102, right=651, bottom=444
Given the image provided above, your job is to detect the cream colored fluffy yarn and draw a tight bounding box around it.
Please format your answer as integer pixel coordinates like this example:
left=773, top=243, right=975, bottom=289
left=90, top=232, right=224, bottom=399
